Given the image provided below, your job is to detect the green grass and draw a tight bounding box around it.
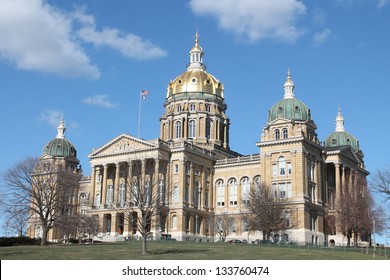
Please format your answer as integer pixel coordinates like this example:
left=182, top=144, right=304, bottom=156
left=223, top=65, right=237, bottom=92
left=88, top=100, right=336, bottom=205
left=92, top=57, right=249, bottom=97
left=0, top=241, right=389, bottom=260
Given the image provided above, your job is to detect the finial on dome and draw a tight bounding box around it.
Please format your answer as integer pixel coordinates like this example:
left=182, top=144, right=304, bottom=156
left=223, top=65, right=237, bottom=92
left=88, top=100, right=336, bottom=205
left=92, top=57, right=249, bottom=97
left=283, top=69, right=295, bottom=99
left=195, top=29, right=199, bottom=46
left=56, top=117, right=66, bottom=139
left=335, top=106, right=345, bottom=132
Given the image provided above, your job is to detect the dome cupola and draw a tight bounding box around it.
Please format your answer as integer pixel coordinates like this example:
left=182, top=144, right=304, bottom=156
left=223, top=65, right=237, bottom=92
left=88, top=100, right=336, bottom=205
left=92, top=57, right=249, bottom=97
left=268, top=71, right=311, bottom=123
left=43, top=118, right=77, bottom=157
left=324, top=107, right=360, bottom=151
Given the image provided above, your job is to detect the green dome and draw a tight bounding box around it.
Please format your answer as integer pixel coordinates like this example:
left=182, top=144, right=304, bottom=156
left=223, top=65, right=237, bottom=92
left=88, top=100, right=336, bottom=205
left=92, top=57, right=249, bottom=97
left=43, top=138, right=77, bottom=157
left=43, top=118, right=77, bottom=158
left=268, top=71, right=311, bottom=123
left=268, top=98, right=311, bottom=122
left=324, top=108, right=359, bottom=151
left=324, top=131, right=359, bottom=151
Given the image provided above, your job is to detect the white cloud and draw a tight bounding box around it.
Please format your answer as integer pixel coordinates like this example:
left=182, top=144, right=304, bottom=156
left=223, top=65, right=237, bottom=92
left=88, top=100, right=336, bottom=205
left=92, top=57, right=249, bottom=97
left=378, top=0, right=390, bottom=8
left=189, top=0, right=306, bottom=42
left=0, top=0, right=100, bottom=79
left=39, top=109, right=63, bottom=128
left=74, top=9, right=167, bottom=60
left=313, top=28, right=332, bottom=46
left=82, top=94, right=117, bottom=109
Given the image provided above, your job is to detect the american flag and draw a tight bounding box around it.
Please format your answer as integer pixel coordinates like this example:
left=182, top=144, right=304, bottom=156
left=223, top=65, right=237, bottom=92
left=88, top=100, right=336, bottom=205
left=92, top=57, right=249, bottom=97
left=141, top=90, right=149, bottom=99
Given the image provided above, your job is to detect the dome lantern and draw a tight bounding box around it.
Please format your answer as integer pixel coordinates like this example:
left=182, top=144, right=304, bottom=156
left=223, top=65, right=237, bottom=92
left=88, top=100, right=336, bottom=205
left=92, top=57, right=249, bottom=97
left=283, top=69, right=295, bottom=99
left=187, top=31, right=205, bottom=71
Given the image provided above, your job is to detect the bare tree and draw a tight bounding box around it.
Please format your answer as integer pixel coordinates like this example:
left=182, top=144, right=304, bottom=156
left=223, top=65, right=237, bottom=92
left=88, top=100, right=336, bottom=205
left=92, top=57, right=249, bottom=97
left=1, top=157, right=80, bottom=245
left=337, top=174, right=372, bottom=246
left=247, top=183, right=290, bottom=242
left=1, top=204, right=29, bottom=237
left=213, top=211, right=236, bottom=242
left=370, top=166, right=390, bottom=204
left=112, top=159, right=167, bottom=255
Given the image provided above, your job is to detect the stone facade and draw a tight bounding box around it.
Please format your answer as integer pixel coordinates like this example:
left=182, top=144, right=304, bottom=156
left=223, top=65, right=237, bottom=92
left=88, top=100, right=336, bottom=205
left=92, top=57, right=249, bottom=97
left=29, top=33, right=369, bottom=246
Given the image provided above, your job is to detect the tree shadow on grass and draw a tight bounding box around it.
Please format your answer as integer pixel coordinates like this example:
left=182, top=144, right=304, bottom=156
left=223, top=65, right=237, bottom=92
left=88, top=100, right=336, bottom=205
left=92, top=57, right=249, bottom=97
left=151, top=248, right=210, bottom=255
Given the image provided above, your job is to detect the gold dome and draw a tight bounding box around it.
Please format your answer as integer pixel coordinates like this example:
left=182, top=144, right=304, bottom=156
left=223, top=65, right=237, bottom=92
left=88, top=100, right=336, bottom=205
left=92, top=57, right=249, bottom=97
left=166, top=32, right=224, bottom=101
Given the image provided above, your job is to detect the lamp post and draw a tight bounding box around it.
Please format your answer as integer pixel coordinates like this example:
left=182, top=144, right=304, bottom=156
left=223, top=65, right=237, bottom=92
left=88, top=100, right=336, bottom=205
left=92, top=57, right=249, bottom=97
left=373, top=219, right=376, bottom=258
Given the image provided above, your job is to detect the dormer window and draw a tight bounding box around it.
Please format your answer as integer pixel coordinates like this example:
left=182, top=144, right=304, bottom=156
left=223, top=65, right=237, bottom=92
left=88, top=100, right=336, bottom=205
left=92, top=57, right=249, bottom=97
left=275, top=129, right=280, bottom=140
left=283, top=128, right=288, bottom=139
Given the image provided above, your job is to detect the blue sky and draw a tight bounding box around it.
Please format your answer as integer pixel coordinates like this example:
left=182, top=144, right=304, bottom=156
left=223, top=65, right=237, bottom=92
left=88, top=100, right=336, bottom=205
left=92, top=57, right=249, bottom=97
left=0, top=0, right=389, bottom=241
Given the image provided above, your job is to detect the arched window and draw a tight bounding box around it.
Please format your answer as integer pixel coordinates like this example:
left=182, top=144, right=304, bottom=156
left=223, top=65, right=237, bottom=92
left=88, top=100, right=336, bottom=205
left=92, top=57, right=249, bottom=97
left=119, top=183, right=126, bottom=206
left=177, top=104, right=182, bottom=112
left=228, top=178, right=237, bottom=206
left=253, top=175, right=261, bottom=188
left=279, top=157, right=286, bottom=176
left=175, top=121, right=182, bottom=138
left=275, top=129, right=280, bottom=140
left=190, top=103, right=196, bottom=111
left=174, top=164, right=179, bottom=173
left=216, top=179, right=225, bottom=206
left=106, top=185, right=114, bottom=205
left=189, top=119, right=196, bottom=138
left=241, top=177, right=250, bottom=204
left=283, top=128, right=288, bottom=139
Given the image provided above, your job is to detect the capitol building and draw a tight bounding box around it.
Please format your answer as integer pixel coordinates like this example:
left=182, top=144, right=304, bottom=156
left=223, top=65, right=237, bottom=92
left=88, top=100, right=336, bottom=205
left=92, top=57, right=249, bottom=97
left=28, top=33, right=369, bottom=246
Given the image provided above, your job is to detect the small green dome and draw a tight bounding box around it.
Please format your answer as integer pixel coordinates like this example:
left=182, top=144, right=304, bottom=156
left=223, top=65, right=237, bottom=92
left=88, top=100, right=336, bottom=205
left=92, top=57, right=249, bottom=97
left=43, top=118, right=77, bottom=157
left=324, top=131, right=359, bottom=151
left=268, top=98, right=311, bottom=122
left=324, top=108, right=359, bottom=151
left=44, top=138, right=77, bottom=157
left=268, top=71, right=311, bottom=122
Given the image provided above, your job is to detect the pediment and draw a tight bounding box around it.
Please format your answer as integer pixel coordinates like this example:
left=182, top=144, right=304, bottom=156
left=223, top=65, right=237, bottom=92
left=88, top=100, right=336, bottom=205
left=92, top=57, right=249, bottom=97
left=89, top=134, right=159, bottom=158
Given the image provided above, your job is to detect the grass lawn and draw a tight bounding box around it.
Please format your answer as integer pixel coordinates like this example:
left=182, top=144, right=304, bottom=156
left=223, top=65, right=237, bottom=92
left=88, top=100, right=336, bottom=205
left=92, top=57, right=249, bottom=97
left=0, top=241, right=389, bottom=260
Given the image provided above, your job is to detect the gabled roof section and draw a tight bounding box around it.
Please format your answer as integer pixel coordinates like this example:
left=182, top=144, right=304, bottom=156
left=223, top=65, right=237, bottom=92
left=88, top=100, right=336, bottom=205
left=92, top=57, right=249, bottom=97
left=89, top=134, right=160, bottom=158
left=324, top=145, right=365, bottom=167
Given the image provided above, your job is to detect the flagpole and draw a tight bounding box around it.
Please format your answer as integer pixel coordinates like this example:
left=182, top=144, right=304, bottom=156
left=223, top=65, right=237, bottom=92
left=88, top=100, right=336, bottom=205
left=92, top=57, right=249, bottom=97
left=137, top=92, right=142, bottom=138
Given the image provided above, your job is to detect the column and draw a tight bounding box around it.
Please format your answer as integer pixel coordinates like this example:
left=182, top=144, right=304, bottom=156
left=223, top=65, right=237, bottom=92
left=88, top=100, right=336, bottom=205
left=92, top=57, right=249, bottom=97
left=155, top=158, right=160, bottom=204
left=189, top=162, right=193, bottom=206
left=126, top=160, right=132, bottom=206
left=91, top=166, right=96, bottom=206
left=335, top=163, right=341, bottom=204
left=101, top=164, right=108, bottom=207
left=209, top=170, right=214, bottom=209
left=111, top=214, right=117, bottom=235
left=200, top=167, right=205, bottom=209
left=115, top=163, right=120, bottom=204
